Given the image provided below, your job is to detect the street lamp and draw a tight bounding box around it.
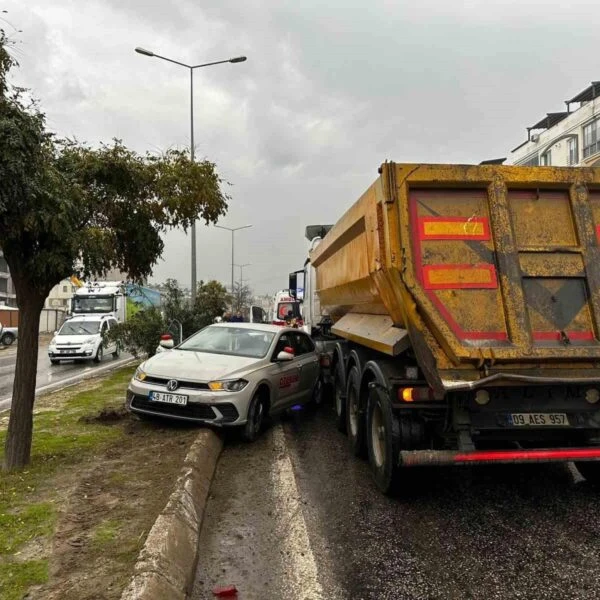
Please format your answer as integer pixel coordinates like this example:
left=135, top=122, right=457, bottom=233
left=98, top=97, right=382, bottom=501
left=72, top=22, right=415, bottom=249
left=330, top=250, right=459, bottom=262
left=134, top=47, right=247, bottom=304
left=215, top=225, right=252, bottom=298
left=235, top=263, right=251, bottom=286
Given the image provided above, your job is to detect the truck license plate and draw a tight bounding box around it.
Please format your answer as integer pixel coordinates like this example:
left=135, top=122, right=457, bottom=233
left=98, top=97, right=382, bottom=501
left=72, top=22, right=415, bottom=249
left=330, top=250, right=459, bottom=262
left=149, top=391, right=188, bottom=406
left=508, top=413, right=569, bottom=427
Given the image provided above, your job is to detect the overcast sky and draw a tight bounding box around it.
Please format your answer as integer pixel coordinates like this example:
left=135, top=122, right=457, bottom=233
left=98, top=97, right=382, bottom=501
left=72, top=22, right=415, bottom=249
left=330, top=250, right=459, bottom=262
left=4, top=0, right=600, bottom=294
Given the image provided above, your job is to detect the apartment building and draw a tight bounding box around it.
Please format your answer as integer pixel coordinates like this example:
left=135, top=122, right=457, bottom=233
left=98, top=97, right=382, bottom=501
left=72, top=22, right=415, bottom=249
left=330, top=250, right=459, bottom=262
left=0, top=251, right=16, bottom=307
left=510, top=81, right=600, bottom=168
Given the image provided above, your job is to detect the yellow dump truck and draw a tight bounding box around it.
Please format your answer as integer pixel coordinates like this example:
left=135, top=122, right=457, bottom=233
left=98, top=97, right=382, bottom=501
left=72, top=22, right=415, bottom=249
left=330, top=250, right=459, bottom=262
left=291, top=162, right=600, bottom=493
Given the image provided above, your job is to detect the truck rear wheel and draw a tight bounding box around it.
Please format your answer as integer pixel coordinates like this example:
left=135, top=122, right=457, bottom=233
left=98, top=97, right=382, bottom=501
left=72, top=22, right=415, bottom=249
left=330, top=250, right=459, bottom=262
left=576, top=460, right=600, bottom=484
left=366, top=386, right=400, bottom=495
left=346, top=366, right=366, bottom=457
left=334, top=362, right=346, bottom=433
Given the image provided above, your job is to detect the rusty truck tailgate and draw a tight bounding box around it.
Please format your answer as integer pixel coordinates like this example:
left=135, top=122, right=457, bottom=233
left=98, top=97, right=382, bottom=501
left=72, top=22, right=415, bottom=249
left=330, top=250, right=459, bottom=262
left=394, top=163, right=600, bottom=362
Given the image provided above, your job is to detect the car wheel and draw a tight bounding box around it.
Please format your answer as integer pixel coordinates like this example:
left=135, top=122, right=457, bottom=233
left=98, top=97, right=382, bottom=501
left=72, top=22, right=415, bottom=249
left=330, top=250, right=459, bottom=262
left=576, top=460, right=600, bottom=484
left=345, top=366, right=366, bottom=457
left=334, top=362, right=346, bottom=433
left=242, top=393, right=266, bottom=442
left=366, top=386, right=400, bottom=495
left=94, top=346, right=103, bottom=363
left=310, top=376, right=324, bottom=408
left=1, top=332, right=15, bottom=346
left=50, top=359, right=60, bottom=365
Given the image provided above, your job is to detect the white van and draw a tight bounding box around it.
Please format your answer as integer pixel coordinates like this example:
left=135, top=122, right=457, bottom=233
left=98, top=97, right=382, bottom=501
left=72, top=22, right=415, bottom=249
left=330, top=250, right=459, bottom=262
left=48, top=314, right=120, bottom=364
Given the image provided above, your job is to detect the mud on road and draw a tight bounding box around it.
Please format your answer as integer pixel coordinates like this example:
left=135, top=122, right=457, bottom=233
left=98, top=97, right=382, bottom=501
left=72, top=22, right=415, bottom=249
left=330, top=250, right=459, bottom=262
left=193, top=406, right=600, bottom=600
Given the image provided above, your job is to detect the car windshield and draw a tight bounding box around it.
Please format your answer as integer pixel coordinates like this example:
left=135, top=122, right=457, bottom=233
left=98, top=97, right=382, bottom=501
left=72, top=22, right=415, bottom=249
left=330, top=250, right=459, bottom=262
left=179, top=326, right=275, bottom=358
left=58, top=320, right=101, bottom=336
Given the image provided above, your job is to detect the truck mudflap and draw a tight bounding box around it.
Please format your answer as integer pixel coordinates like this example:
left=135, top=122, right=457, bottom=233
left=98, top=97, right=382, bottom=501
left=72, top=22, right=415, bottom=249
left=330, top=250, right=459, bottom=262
left=400, top=447, right=600, bottom=467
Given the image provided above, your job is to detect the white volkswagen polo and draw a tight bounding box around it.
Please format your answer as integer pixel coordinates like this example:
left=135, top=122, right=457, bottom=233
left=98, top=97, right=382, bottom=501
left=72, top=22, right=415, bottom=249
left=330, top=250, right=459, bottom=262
left=126, top=323, right=321, bottom=441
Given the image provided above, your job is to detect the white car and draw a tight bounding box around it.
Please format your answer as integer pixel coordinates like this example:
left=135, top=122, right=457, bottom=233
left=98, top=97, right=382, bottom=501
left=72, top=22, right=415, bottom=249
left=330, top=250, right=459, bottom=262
left=127, top=323, right=322, bottom=441
left=48, top=314, right=120, bottom=364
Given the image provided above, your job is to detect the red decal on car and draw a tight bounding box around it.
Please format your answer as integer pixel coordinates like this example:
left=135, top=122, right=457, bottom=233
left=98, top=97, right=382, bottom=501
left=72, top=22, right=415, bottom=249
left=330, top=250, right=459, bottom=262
left=279, top=374, right=299, bottom=388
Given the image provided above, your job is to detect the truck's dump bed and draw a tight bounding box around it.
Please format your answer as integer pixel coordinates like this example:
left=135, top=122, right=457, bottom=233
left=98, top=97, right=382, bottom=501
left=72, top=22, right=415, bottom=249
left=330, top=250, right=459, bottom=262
left=310, top=163, right=600, bottom=389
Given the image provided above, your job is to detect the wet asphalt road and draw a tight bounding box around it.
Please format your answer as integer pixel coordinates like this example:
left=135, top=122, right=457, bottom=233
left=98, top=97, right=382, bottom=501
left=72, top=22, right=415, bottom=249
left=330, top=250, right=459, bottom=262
left=192, top=404, right=600, bottom=600
left=0, top=342, right=132, bottom=411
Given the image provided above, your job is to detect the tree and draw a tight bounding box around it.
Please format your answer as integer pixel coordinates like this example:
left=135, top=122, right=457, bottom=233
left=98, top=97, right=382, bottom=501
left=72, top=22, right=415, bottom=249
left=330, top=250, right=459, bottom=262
left=0, top=34, right=229, bottom=470
left=231, top=281, right=253, bottom=315
left=194, top=280, right=230, bottom=328
left=109, top=307, right=166, bottom=359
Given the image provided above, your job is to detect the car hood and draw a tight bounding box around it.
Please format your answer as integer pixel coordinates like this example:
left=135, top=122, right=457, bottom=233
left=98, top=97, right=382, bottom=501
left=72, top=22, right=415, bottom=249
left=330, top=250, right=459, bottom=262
left=144, top=349, right=260, bottom=381
left=52, top=334, right=98, bottom=345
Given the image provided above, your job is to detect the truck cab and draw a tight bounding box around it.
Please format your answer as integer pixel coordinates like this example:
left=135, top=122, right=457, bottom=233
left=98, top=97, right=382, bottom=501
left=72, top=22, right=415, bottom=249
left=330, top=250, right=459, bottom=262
left=71, top=281, right=127, bottom=323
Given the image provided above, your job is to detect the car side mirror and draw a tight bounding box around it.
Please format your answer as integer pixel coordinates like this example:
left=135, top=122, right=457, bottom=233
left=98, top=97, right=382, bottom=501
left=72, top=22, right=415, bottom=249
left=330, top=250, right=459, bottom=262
left=276, top=351, right=295, bottom=362
left=159, top=334, right=174, bottom=349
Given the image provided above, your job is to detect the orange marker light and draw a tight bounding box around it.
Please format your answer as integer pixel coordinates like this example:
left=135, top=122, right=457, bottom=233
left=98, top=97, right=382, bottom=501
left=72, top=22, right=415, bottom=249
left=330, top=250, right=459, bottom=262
left=401, top=388, right=415, bottom=402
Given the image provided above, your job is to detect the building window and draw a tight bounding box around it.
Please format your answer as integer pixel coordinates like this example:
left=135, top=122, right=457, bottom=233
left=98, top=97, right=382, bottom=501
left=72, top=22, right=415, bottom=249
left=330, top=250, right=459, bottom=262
left=567, top=137, right=579, bottom=166
left=0, top=257, right=7, bottom=273
left=522, top=155, right=539, bottom=166
left=540, top=151, right=552, bottom=166
left=62, top=286, right=68, bottom=293
left=72, top=286, right=77, bottom=293
left=583, top=119, right=600, bottom=159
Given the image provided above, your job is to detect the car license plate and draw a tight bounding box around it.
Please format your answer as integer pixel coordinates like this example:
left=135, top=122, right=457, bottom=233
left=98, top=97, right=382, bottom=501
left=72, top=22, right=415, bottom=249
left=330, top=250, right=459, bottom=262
left=61, top=349, right=76, bottom=354
left=508, top=413, right=569, bottom=427
left=149, top=391, right=188, bottom=406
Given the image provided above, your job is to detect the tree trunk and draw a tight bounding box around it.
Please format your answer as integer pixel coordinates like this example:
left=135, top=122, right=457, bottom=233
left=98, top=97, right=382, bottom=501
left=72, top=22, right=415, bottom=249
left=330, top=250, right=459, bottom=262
left=3, top=296, right=44, bottom=470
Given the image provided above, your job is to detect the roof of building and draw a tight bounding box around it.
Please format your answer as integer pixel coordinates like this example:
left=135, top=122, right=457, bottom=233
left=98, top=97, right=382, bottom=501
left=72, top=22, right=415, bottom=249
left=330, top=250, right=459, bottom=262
left=529, top=112, right=570, bottom=131
left=567, top=81, right=600, bottom=105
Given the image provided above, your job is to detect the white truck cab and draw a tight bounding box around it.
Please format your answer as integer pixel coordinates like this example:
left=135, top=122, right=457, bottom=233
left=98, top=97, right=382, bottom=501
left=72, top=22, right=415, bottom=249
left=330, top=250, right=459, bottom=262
left=71, top=281, right=127, bottom=322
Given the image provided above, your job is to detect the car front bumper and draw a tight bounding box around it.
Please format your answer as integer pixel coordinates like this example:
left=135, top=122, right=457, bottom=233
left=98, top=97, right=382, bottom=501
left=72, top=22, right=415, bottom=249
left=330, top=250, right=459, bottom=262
left=126, top=379, right=253, bottom=426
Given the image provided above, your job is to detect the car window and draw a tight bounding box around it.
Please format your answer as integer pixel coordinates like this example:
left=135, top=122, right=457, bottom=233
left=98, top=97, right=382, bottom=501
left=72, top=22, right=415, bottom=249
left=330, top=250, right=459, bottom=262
left=273, top=333, right=294, bottom=357
left=292, top=332, right=315, bottom=355
left=101, top=322, right=108, bottom=334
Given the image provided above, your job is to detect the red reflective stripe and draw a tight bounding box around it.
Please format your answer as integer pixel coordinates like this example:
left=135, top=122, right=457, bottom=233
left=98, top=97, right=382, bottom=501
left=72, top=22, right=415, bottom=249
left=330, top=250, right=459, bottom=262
left=419, top=216, right=490, bottom=240
left=454, top=448, right=600, bottom=463
left=533, top=331, right=595, bottom=341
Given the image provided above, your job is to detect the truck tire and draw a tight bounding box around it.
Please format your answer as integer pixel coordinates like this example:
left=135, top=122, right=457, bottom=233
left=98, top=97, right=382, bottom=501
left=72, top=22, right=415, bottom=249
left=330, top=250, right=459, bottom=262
left=346, top=366, right=366, bottom=457
left=366, top=385, right=400, bottom=495
left=576, top=461, right=600, bottom=484
left=1, top=332, right=15, bottom=346
left=334, top=362, right=346, bottom=433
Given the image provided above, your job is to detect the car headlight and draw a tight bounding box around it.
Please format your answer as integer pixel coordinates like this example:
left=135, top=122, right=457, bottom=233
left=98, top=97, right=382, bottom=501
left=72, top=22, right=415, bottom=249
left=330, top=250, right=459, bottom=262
left=84, top=337, right=96, bottom=344
left=134, top=367, right=147, bottom=382
left=208, top=379, right=248, bottom=392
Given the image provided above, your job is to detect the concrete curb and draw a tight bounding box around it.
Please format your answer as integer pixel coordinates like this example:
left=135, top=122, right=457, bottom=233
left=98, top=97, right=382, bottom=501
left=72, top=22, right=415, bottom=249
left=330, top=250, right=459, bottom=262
left=120, top=429, right=224, bottom=600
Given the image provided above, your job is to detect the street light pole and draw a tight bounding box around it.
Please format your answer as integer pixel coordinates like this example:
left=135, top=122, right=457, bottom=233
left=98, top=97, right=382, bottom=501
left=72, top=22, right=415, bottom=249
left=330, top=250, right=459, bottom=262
left=215, top=224, right=252, bottom=303
left=134, top=47, right=247, bottom=304
left=235, top=263, right=251, bottom=286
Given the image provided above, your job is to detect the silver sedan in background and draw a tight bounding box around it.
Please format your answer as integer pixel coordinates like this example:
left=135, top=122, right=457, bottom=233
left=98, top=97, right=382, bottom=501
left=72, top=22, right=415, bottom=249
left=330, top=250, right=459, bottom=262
left=126, top=323, right=321, bottom=441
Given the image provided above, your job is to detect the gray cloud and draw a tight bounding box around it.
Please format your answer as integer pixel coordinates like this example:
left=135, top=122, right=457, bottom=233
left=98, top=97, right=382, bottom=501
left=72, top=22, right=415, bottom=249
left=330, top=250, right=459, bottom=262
left=4, top=0, right=600, bottom=293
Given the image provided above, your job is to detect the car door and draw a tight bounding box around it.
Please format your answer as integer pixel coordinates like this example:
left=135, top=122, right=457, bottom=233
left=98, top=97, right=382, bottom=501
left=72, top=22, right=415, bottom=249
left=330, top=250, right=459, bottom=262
left=291, top=332, right=319, bottom=400
left=269, top=332, right=303, bottom=411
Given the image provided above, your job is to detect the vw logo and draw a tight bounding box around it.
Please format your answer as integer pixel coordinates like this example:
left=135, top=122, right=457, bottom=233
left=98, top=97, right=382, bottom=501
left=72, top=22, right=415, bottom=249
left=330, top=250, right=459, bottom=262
left=166, top=379, right=179, bottom=392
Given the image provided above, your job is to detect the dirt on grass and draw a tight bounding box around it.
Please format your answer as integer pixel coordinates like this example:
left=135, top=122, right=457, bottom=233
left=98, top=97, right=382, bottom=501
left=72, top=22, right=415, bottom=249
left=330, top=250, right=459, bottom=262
left=0, top=367, right=201, bottom=600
